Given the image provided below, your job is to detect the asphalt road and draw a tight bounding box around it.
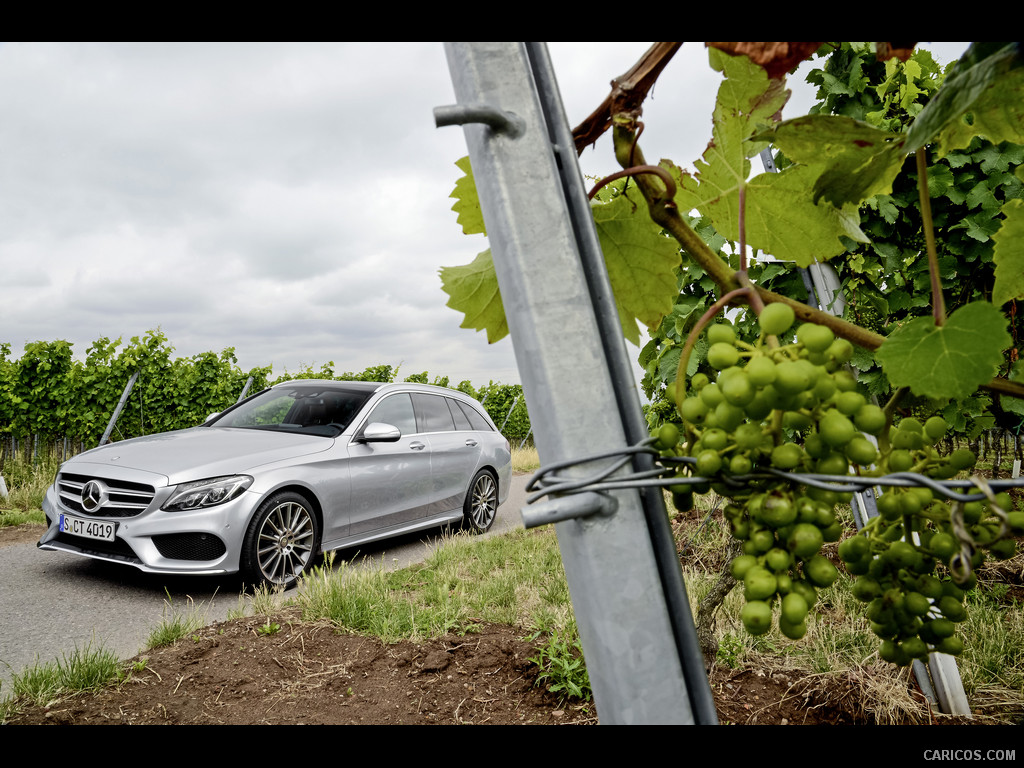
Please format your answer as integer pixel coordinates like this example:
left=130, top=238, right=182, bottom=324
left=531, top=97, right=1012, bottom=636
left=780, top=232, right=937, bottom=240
left=0, top=473, right=530, bottom=693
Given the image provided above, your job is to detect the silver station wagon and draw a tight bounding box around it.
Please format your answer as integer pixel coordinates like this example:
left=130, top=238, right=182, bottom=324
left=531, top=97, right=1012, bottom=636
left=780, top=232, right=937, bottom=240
left=38, top=380, right=512, bottom=588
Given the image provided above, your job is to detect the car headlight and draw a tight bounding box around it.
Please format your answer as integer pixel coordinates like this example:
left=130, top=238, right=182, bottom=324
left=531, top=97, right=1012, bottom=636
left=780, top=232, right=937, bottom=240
left=162, top=476, right=253, bottom=511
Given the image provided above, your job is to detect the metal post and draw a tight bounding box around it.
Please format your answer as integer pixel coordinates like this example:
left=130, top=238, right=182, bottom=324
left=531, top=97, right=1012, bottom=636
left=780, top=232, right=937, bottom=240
left=237, top=376, right=254, bottom=403
left=438, top=42, right=713, bottom=724
left=98, top=371, right=139, bottom=447
left=497, top=394, right=521, bottom=434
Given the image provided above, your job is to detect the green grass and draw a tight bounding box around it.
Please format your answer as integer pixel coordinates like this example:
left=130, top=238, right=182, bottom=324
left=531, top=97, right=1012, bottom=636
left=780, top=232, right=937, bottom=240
left=1, top=448, right=64, bottom=524
left=297, top=527, right=573, bottom=641
left=0, top=508, right=46, bottom=527
left=1, top=642, right=124, bottom=718
left=145, top=592, right=211, bottom=649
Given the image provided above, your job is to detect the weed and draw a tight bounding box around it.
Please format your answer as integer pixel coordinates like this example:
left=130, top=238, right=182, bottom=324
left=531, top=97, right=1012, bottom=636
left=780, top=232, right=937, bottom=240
left=257, top=620, right=281, bottom=636
left=145, top=591, right=208, bottom=649
left=529, top=627, right=591, bottom=703
left=716, top=633, right=745, bottom=668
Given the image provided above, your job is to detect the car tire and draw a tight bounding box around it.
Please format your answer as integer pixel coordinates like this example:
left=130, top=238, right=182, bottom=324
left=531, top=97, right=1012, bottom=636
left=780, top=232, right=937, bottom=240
left=241, top=492, right=320, bottom=589
left=462, top=470, right=498, bottom=534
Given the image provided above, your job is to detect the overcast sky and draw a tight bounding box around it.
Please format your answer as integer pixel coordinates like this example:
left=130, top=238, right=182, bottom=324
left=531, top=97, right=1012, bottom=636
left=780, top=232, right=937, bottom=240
left=0, top=42, right=968, bottom=388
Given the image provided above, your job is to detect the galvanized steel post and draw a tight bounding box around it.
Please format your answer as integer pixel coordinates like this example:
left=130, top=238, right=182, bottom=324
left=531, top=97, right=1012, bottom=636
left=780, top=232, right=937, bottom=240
left=438, top=42, right=713, bottom=724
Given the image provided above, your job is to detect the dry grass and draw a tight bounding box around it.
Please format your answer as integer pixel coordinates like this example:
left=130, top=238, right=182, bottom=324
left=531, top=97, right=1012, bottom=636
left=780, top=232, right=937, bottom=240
left=511, top=443, right=539, bottom=473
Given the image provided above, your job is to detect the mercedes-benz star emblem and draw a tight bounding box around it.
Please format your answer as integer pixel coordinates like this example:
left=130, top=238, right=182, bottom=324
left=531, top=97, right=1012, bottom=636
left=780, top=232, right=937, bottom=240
left=81, top=480, right=109, bottom=512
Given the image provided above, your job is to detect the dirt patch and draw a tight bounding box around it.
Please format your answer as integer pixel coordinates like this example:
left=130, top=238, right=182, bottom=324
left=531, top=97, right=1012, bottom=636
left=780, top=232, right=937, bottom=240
left=0, top=523, right=44, bottom=548
left=7, top=610, right=593, bottom=725
left=3, top=606, right=989, bottom=726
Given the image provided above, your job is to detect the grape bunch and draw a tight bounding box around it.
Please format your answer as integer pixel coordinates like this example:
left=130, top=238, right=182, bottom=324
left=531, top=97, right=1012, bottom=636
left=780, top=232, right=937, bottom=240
left=652, top=302, right=1022, bottom=663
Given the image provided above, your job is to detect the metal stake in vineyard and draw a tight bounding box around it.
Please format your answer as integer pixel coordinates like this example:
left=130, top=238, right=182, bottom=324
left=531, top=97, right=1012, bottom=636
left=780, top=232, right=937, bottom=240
left=98, top=371, right=139, bottom=447
left=437, top=42, right=715, bottom=724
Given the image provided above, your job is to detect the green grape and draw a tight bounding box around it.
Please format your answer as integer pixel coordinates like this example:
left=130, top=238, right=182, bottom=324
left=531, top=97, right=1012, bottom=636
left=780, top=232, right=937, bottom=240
left=745, top=355, right=776, bottom=387
left=845, top=436, right=878, bottom=466
left=730, top=554, right=758, bottom=580
left=758, top=303, right=796, bottom=336
left=770, top=443, right=803, bottom=470
left=654, top=422, right=679, bottom=451
left=924, top=416, right=947, bottom=442
left=744, top=566, right=777, bottom=601
left=708, top=342, right=740, bottom=370
left=804, top=554, right=838, bottom=588
left=787, top=524, right=824, bottom=559
left=679, top=396, right=709, bottom=423
left=706, top=322, right=735, bottom=346
left=826, top=337, right=853, bottom=364
left=774, top=361, right=810, bottom=396
left=834, top=391, right=866, bottom=417
left=853, top=404, right=887, bottom=435
left=741, top=601, right=773, bottom=635
left=820, top=412, right=856, bottom=447
left=700, top=382, right=724, bottom=408
left=720, top=370, right=755, bottom=407
left=797, top=322, right=835, bottom=353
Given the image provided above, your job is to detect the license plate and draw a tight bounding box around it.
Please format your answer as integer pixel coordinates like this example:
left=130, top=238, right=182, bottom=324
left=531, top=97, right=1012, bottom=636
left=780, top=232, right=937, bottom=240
left=59, top=513, right=116, bottom=542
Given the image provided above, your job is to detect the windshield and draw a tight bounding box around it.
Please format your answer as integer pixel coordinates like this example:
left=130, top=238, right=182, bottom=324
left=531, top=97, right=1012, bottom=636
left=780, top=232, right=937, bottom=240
left=208, top=385, right=373, bottom=437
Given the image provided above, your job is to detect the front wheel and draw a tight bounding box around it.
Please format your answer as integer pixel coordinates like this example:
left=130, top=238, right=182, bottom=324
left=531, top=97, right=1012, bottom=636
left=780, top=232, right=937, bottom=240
left=463, top=470, right=498, bottom=533
left=241, top=492, right=320, bottom=589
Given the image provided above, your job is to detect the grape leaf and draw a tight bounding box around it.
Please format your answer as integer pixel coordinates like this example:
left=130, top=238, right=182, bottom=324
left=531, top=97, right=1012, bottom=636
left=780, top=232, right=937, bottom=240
left=676, top=49, right=868, bottom=267
left=438, top=250, right=508, bottom=343
left=875, top=301, right=1012, bottom=400
left=592, top=189, right=682, bottom=345
left=449, top=157, right=487, bottom=236
left=991, top=197, right=1024, bottom=305
left=768, top=115, right=906, bottom=207
left=439, top=176, right=680, bottom=346
left=905, top=43, right=1024, bottom=156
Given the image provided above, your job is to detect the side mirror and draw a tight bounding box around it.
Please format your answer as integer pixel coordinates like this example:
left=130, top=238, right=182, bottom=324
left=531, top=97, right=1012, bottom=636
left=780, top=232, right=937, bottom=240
left=204, top=412, right=220, bottom=424
left=360, top=422, right=402, bottom=443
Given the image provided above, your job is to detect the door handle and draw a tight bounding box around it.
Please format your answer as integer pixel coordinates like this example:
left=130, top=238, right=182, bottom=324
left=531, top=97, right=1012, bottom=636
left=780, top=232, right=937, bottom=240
left=409, top=441, right=426, bottom=451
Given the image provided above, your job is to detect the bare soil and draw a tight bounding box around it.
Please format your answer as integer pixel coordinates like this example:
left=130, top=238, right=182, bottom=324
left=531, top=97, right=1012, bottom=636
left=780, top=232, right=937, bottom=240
left=3, top=606, right=954, bottom=726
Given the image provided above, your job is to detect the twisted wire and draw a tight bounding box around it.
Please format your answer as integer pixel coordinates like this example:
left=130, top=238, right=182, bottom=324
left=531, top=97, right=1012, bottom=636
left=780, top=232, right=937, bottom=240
left=526, top=439, right=1024, bottom=505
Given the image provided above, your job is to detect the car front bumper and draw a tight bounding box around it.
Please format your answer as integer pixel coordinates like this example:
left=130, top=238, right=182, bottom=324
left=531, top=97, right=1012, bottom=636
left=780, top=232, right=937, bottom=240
left=39, top=480, right=261, bottom=577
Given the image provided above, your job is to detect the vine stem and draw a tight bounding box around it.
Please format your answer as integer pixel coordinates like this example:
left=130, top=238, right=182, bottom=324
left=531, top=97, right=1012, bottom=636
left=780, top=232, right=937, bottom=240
left=674, top=287, right=751, bottom=410
left=738, top=184, right=748, bottom=273
left=916, top=148, right=946, bottom=326
left=589, top=165, right=676, bottom=201
left=879, top=386, right=909, bottom=455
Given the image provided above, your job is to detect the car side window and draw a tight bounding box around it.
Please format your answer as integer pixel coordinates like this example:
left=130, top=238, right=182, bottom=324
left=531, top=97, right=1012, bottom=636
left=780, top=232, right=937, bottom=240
left=412, top=393, right=456, bottom=433
left=447, top=398, right=472, bottom=430
left=364, top=393, right=417, bottom=436
left=455, top=399, right=492, bottom=431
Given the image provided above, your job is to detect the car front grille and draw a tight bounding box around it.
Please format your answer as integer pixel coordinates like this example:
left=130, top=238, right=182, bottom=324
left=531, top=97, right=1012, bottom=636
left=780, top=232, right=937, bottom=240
left=58, top=473, right=156, bottom=518
left=153, top=532, right=227, bottom=561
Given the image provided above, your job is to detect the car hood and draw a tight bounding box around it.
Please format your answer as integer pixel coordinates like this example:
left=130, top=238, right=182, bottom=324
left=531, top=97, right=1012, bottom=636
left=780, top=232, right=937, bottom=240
left=68, top=427, right=334, bottom=485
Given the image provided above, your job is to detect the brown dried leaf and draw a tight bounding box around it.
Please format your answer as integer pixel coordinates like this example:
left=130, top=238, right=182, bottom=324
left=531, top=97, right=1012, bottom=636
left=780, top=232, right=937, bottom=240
left=876, top=42, right=917, bottom=62
left=705, top=42, right=822, bottom=79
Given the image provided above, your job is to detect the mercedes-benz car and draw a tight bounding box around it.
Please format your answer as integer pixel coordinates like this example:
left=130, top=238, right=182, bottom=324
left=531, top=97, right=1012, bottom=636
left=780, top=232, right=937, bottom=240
left=38, top=380, right=512, bottom=588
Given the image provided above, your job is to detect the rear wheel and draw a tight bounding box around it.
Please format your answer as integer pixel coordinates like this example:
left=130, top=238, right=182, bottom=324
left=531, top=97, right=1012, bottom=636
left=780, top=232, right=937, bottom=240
left=463, top=470, right=497, bottom=533
left=241, top=492, right=320, bottom=589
